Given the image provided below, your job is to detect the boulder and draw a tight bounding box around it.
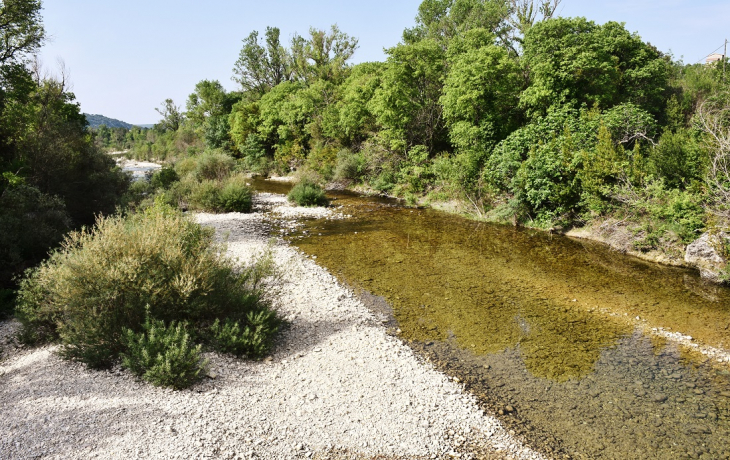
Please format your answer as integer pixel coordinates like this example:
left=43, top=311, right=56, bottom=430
left=685, top=232, right=729, bottom=283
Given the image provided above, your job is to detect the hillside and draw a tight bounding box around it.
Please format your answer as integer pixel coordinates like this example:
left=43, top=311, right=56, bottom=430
left=84, top=113, right=133, bottom=129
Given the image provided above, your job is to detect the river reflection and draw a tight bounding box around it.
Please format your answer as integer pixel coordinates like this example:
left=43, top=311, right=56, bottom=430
left=253, top=181, right=730, bottom=458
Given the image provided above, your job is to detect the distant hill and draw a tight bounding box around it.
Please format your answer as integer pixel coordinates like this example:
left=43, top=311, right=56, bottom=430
left=85, top=114, right=153, bottom=130
left=84, top=114, right=133, bottom=129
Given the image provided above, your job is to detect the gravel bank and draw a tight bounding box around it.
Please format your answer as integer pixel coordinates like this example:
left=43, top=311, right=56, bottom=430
left=0, top=196, right=545, bottom=460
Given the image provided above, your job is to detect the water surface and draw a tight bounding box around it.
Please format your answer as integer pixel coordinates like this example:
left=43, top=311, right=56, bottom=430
left=254, top=181, right=730, bottom=459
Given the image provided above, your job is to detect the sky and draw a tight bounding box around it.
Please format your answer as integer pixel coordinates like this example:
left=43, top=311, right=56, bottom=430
left=37, top=0, right=730, bottom=125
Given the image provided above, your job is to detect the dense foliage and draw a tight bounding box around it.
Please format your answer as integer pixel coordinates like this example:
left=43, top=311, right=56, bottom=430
left=99, top=0, right=729, bottom=256
left=0, top=0, right=129, bottom=310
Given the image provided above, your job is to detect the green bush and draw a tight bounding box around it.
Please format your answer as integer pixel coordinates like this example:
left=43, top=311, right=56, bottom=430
left=161, top=175, right=197, bottom=210
left=396, top=145, right=434, bottom=195
left=236, top=134, right=272, bottom=175
left=647, top=128, right=706, bottom=189
left=16, top=201, right=280, bottom=370
left=333, top=149, right=367, bottom=181
left=218, top=175, right=253, bottom=213
left=613, top=179, right=706, bottom=251
left=631, top=223, right=663, bottom=252
left=187, top=175, right=253, bottom=213
left=195, top=151, right=236, bottom=181
left=206, top=309, right=280, bottom=358
left=150, top=166, right=180, bottom=190
left=287, top=179, right=329, bottom=207
left=122, top=315, right=208, bottom=390
left=175, top=156, right=200, bottom=179
left=190, top=180, right=222, bottom=212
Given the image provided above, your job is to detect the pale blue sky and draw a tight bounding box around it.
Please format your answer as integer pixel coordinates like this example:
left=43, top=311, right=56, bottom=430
left=37, top=0, right=730, bottom=124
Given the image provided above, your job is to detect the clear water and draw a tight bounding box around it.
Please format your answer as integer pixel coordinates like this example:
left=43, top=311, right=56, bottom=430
left=253, top=180, right=730, bottom=459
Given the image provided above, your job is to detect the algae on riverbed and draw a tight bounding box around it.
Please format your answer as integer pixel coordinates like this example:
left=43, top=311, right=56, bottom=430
left=287, top=192, right=730, bottom=379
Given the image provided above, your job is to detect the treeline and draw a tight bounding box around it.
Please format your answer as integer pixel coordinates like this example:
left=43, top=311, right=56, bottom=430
left=122, top=0, right=729, bottom=253
left=0, top=0, right=129, bottom=312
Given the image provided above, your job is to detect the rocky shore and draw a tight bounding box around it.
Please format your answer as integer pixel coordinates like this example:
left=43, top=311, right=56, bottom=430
left=0, top=193, right=544, bottom=460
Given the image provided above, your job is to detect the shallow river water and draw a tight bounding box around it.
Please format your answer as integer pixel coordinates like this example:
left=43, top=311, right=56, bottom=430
left=254, top=180, right=730, bottom=459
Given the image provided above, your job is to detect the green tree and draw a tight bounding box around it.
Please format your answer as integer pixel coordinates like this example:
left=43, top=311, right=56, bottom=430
left=290, top=25, right=358, bottom=84
left=521, top=17, right=671, bottom=119
left=186, top=80, right=235, bottom=127
left=506, top=0, right=561, bottom=49
left=229, top=99, right=261, bottom=154
left=233, top=27, right=291, bottom=99
left=335, top=61, right=385, bottom=146
left=155, top=98, right=183, bottom=132
left=186, top=80, right=238, bottom=149
left=256, top=81, right=308, bottom=165
left=371, top=38, right=448, bottom=154
left=0, top=0, right=44, bottom=66
left=441, top=29, right=523, bottom=154
left=402, top=0, right=510, bottom=45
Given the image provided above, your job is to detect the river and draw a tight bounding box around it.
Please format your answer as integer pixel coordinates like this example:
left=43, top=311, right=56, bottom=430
left=260, top=179, right=730, bottom=458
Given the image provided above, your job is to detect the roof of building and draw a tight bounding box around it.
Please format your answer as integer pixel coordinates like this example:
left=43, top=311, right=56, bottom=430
left=706, top=53, right=724, bottom=63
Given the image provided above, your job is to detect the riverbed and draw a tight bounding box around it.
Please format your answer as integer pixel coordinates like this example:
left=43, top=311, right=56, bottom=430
left=115, top=158, right=161, bottom=180
left=251, top=179, right=730, bottom=459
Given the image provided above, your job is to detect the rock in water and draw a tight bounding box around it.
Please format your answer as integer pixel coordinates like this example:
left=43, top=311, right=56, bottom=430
left=685, top=232, right=729, bottom=283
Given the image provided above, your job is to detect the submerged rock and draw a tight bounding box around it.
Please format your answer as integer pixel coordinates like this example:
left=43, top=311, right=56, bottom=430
left=685, top=232, right=729, bottom=283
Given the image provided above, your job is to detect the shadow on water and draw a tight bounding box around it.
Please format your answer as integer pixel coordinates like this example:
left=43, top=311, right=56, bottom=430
left=254, top=181, right=730, bottom=459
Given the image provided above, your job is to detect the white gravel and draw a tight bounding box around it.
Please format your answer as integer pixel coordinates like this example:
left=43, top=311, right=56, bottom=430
left=0, top=197, right=545, bottom=460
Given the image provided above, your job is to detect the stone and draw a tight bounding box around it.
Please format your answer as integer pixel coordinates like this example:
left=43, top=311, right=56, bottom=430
left=685, top=232, right=729, bottom=283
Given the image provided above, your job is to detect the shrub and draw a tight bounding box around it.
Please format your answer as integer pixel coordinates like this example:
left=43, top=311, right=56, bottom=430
left=195, top=151, right=235, bottom=181
left=161, top=175, right=197, bottom=210
left=16, top=201, right=280, bottom=370
left=206, top=309, right=280, bottom=358
left=189, top=180, right=221, bottom=212
left=647, top=128, right=705, bottom=189
left=236, top=135, right=273, bottom=176
left=287, top=179, right=329, bottom=207
left=150, top=166, right=180, bottom=190
left=306, top=144, right=338, bottom=180
left=187, top=175, right=253, bottom=213
left=333, top=149, right=367, bottom=181
left=218, top=175, right=253, bottom=213
left=122, top=315, right=207, bottom=390
left=174, top=156, right=199, bottom=179
left=612, top=179, right=706, bottom=251
left=396, top=145, right=434, bottom=195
